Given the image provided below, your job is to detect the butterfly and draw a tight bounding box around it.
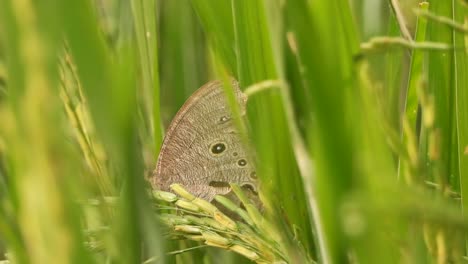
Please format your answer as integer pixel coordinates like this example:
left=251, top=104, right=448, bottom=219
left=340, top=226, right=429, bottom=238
left=150, top=79, right=259, bottom=204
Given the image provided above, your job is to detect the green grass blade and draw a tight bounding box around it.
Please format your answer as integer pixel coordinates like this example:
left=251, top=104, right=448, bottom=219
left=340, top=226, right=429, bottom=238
left=159, top=0, right=207, bottom=120
left=61, top=1, right=161, bottom=263
left=190, top=0, right=237, bottom=74
left=426, top=1, right=455, bottom=189
left=231, top=0, right=314, bottom=261
left=399, top=2, right=429, bottom=185
left=0, top=1, right=94, bottom=263
left=453, top=0, right=468, bottom=252
left=130, top=0, right=162, bottom=155
left=283, top=0, right=358, bottom=261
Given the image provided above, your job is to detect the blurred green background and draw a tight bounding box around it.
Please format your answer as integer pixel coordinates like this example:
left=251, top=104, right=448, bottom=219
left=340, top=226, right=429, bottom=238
left=0, top=0, right=467, bottom=263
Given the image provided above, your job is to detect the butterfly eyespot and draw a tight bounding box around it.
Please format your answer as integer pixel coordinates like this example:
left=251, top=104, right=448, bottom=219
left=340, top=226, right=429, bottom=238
left=237, top=159, right=247, bottom=167
left=232, top=152, right=238, bottom=156
left=250, top=171, right=257, bottom=179
left=241, top=183, right=257, bottom=195
left=209, top=181, right=230, bottom=189
left=210, top=142, right=226, bottom=154
left=219, top=116, right=230, bottom=123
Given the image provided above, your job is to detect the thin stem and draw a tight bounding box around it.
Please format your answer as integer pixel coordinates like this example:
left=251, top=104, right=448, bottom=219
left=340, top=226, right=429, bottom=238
left=142, top=245, right=209, bottom=263
left=243, top=79, right=282, bottom=98
left=389, top=0, right=414, bottom=41
left=414, top=8, right=468, bottom=34
left=361, top=36, right=452, bottom=52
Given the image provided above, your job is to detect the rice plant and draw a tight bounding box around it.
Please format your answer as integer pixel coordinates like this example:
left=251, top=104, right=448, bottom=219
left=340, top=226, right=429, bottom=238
left=0, top=0, right=467, bottom=263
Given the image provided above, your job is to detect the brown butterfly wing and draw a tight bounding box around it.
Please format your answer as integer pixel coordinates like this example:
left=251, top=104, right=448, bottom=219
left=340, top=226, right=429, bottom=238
left=151, top=80, right=257, bottom=201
